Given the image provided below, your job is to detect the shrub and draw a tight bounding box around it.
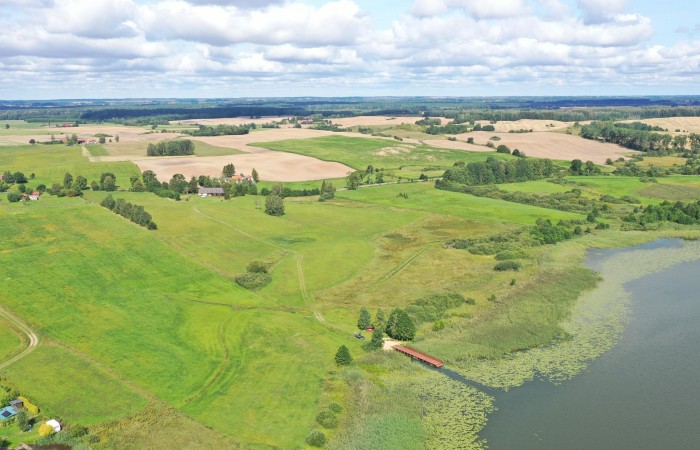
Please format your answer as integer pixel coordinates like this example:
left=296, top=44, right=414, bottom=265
left=246, top=261, right=267, bottom=273
left=495, top=250, right=524, bottom=260
left=432, top=320, right=445, bottom=331
left=316, top=410, right=338, bottom=429
left=18, top=396, right=39, bottom=415
left=328, top=403, right=343, bottom=414
left=16, top=409, right=30, bottom=432
left=306, top=430, right=326, bottom=447
left=235, top=272, right=271, bottom=290
left=6, top=192, right=20, bottom=203
left=39, top=422, right=56, bottom=437
left=494, top=261, right=521, bottom=271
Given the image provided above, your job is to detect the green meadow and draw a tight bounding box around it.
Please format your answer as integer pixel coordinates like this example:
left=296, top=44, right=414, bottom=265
left=251, top=135, right=508, bottom=170
left=2, top=127, right=700, bottom=449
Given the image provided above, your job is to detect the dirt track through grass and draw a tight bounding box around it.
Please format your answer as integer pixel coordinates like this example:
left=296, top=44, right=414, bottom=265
left=0, top=304, right=39, bottom=370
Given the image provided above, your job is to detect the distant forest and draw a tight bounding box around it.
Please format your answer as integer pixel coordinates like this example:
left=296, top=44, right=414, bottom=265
left=2, top=96, right=700, bottom=125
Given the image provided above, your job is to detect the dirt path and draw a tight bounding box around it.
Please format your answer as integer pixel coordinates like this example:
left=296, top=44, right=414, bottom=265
left=0, top=305, right=40, bottom=370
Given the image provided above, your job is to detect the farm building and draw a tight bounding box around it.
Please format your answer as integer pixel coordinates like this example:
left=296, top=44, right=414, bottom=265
left=28, top=191, right=41, bottom=201
left=198, top=187, right=225, bottom=197
left=393, top=345, right=444, bottom=368
left=230, top=175, right=254, bottom=184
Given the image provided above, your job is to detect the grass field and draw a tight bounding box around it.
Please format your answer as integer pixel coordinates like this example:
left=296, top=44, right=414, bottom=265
left=336, top=182, right=584, bottom=225
left=0, top=144, right=139, bottom=189
left=251, top=135, right=508, bottom=170
left=3, top=121, right=700, bottom=449
left=0, top=317, right=23, bottom=362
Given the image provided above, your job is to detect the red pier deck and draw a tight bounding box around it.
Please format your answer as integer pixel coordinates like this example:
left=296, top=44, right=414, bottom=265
left=393, top=345, right=444, bottom=368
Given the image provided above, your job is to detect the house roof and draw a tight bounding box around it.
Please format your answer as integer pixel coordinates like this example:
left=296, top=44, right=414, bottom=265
left=0, top=406, right=17, bottom=420
left=30, top=191, right=40, bottom=196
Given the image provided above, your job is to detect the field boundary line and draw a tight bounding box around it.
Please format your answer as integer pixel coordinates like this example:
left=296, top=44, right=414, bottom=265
left=0, top=304, right=40, bottom=370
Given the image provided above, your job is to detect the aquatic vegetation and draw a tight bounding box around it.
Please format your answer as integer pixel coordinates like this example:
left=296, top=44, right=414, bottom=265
left=455, top=239, right=700, bottom=390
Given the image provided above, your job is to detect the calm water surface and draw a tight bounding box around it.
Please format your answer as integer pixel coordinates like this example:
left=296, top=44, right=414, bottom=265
left=480, top=239, right=700, bottom=449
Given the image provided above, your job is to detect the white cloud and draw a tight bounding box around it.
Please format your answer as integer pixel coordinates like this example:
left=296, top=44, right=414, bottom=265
left=0, top=0, right=698, bottom=97
left=577, top=0, right=629, bottom=24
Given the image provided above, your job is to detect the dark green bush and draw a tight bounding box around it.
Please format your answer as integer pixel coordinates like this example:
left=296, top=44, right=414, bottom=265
left=306, top=430, right=326, bottom=447
left=235, top=272, right=272, bottom=290
left=494, top=261, right=521, bottom=271
left=328, top=403, right=342, bottom=414
left=316, top=410, right=338, bottom=429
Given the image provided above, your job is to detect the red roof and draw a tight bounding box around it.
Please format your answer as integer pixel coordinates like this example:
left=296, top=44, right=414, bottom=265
left=393, top=345, right=444, bottom=368
left=31, top=191, right=40, bottom=196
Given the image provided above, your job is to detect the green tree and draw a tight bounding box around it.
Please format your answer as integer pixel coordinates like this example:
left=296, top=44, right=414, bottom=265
left=98, top=136, right=106, bottom=144
left=90, top=180, right=99, bottom=191
left=357, top=307, right=371, bottom=330
left=364, top=327, right=384, bottom=351
left=265, top=194, right=285, bottom=216
left=7, top=192, right=20, bottom=203
left=63, top=173, right=73, bottom=189
left=375, top=308, right=386, bottom=330
left=29, top=139, right=36, bottom=145
left=346, top=171, right=362, bottom=190
left=223, top=163, right=236, bottom=177
left=319, top=180, right=336, bottom=201
left=251, top=168, right=259, bottom=182
left=102, top=175, right=116, bottom=191
left=73, top=175, right=87, bottom=191
left=16, top=409, right=30, bottom=432
left=393, top=309, right=416, bottom=340
left=4, top=124, right=8, bottom=129
left=187, top=176, right=198, bottom=194
left=100, top=194, right=116, bottom=210
left=570, top=159, right=583, bottom=175
left=115, top=134, right=120, bottom=143
left=334, top=345, right=352, bottom=365
left=386, top=308, right=416, bottom=340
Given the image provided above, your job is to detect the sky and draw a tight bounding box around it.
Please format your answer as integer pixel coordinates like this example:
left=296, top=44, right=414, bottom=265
left=1, top=0, right=699, bottom=99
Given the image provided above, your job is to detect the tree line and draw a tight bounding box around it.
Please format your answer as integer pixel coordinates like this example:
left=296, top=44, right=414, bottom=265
left=100, top=194, right=157, bottom=230
left=183, top=124, right=251, bottom=137
left=623, top=200, right=700, bottom=226
left=437, top=157, right=555, bottom=188
left=146, top=140, right=195, bottom=156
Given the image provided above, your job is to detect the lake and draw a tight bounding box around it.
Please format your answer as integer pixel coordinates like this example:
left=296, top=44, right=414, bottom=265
left=480, top=239, right=700, bottom=449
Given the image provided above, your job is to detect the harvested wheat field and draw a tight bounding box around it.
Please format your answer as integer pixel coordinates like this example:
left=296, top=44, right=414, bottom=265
left=429, top=131, right=636, bottom=163
left=482, top=119, right=575, bottom=133
left=620, top=117, right=700, bottom=134
left=133, top=153, right=352, bottom=182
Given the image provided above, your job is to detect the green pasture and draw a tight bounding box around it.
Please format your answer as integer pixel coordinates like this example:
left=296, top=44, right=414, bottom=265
left=0, top=317, right=23, bottom=362
left=0, top=200, right=350, bottom=448
left=336, top=182, right=584, bottom=225
left=1, top=345, right=148, bottom=424
left=567, top=175, right=700, bottom=202
left=0, top=144, right=139, bottom=189
left=250, top=135, right=507, bottom=170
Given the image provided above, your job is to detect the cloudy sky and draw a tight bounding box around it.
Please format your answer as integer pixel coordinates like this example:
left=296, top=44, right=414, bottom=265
left=1, top=0, right=699, bottom=99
